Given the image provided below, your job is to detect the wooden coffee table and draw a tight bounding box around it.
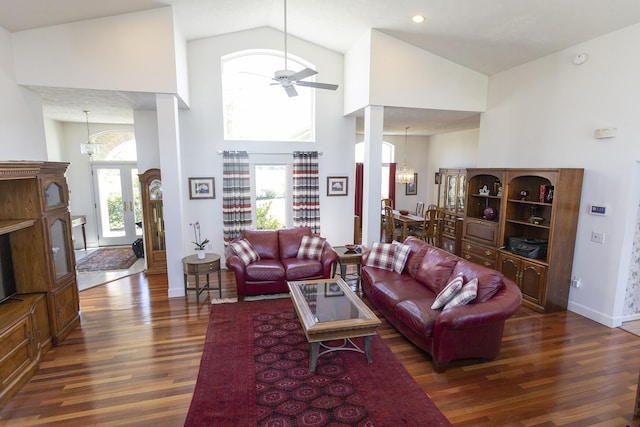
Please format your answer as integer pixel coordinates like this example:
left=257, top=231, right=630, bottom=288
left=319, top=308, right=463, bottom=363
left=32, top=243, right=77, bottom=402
left=288, top=277, right=381, bottom=372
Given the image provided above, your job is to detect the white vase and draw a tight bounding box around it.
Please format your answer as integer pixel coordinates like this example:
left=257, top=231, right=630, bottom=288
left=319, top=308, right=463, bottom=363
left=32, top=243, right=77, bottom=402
left=196, top=250, right=205, bottom=259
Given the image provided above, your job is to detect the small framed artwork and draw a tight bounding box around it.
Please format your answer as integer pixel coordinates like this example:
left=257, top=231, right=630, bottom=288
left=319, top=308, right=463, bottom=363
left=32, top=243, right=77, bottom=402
left=189, top=177, right=215, bottom=199
left=327, top=176, right=348, bottom=196
left=324, top=282, right=345, bottom=298
left=406, top=173, right=418, bottom=195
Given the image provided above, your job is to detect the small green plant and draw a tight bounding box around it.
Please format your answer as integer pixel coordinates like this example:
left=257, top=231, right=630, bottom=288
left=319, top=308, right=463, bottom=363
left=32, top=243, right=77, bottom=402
left=257, top=189, right=279, bottom=200
left=189, top=221, right=210, bottom=250
left=256, top=201, right=283, bottom=230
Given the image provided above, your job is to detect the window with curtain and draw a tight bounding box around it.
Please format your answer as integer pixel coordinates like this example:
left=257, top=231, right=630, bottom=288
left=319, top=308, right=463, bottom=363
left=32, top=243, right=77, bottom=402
left=354, top=141, right=395, bottom=198
left=292, top=151, right=320, bottom=234
left=221, top=50, right=315, bottom=141
left=222, top=151, right=252, bottom=242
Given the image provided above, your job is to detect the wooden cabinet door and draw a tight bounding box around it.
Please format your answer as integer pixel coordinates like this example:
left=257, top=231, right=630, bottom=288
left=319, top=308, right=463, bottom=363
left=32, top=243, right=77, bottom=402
left=49, top=279, right=80, bottom=345
left=520, top=260, right=547, bottom=306
left=31, top=294, right=51, bottom=354
left=499, top=252, right=520, bottom=283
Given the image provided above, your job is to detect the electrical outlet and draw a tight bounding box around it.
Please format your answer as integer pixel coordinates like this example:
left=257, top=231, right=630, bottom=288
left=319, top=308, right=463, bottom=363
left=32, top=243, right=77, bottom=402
left=571, top=277, right=581, bottom=288
left=591, top=232, right=605, bottom=244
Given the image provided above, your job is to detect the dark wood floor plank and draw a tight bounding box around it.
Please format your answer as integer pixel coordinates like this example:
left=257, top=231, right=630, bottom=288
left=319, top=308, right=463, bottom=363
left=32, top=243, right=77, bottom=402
left=0, top=268, right=639, bottom=426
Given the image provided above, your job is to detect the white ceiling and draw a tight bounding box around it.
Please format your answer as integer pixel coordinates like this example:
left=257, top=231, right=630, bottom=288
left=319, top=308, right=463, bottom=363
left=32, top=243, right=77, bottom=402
left=3, top=0, right=640, bottom=134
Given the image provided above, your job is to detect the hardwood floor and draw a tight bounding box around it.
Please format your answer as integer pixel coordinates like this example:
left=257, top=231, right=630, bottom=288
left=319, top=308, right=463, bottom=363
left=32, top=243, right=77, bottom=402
left=1, top=269, right=640, bottom=426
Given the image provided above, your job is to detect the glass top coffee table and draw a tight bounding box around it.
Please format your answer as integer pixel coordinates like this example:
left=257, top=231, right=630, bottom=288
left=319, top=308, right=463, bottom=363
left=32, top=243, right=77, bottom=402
left=288, top=277, right=381, bottom=372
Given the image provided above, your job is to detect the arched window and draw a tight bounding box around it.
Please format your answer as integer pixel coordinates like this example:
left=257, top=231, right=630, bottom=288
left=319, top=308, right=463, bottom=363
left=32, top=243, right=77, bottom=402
left=222, top=50, right=315, bottom=141
left=90, top=131, right=137, bottom=161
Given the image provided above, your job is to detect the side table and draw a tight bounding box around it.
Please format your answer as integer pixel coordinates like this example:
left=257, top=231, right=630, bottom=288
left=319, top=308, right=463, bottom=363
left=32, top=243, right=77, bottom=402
left=332, top=246, right=368, bottom=294
left=182, top=253, right=221, bottom=304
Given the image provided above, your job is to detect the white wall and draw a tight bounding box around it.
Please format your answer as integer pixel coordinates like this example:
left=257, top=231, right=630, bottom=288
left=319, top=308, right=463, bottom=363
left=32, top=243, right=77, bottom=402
left=427, top=129, right=479, bottom=204
left=0, top=27, right=47, bottom=160
left=479, top=23, right=640, bottom=327
left=11, top=8, right=188, bottom=102
left=182, top=27, right=355, bottom=260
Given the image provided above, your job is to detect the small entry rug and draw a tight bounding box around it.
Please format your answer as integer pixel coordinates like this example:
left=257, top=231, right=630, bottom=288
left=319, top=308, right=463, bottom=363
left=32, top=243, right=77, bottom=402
left=184, top=298, right=451, bottom=427
left=76, top=247, right=138, bottom=272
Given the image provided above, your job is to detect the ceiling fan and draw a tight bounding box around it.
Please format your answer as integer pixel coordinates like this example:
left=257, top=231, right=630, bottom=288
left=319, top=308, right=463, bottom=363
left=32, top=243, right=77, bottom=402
left=271, top=0, right=339, bottom=97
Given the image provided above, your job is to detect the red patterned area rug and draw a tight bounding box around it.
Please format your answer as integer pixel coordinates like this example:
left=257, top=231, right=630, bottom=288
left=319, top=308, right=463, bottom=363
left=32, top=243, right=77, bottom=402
left=76, top=247, right=138, bottom=272
left=184, top=298, right=451, bottom=427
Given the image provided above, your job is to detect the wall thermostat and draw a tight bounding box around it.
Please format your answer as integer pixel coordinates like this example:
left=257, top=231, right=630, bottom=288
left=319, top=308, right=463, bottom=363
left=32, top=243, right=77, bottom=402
left=589, top=204, right=607, bottom=216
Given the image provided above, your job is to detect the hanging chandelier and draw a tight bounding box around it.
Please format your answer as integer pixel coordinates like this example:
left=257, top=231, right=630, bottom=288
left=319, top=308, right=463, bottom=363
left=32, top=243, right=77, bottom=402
left=396, top=126, right=414, bottom=184
left=80, top=110, right=99, bottom=157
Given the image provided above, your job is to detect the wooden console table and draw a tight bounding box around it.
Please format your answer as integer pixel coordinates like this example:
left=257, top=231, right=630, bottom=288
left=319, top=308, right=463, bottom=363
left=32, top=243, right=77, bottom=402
left=71, top=215, right=87, bottom=250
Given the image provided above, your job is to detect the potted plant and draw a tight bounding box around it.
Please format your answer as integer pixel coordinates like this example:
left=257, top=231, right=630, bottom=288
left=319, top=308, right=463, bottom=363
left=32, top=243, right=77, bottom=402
left=190, top=221, right=209, bottom=259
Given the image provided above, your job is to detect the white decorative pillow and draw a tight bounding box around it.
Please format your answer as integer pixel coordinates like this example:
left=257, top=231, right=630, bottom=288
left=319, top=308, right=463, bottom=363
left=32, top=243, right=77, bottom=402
left=230, top=238, right=260, bottom=266
left=365, top=242, right=396, bottom=271
left=391, top=241, right=411, bottom=274
left=431, top=273, right=464, bottom=309
left=444, top=278, right=478, bottom=310
left=296, top=235, right=326, bottom=260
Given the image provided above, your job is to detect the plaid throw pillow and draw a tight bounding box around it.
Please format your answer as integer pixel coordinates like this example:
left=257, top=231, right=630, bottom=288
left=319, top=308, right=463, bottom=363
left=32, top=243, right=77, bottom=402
left=431, top=273, right=464, bottom=309
left=230, top=238, right=260, bottom=266
left=296, top=236, right=326, bottom=260
left=444, top=277, right=478, bottom=310
left=365, top=242, right=396, bottom=271
left=391, top=241, right=411, bottom=274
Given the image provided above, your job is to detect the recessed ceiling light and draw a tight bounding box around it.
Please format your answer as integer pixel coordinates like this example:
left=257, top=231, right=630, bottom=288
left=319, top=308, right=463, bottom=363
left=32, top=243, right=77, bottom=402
left=412, top=15, right=425, bottom=23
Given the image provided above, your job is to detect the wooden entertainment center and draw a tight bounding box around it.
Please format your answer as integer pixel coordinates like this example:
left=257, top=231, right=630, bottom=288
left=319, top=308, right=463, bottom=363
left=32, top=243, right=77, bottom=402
left=0, top=161, right=80, bottom=405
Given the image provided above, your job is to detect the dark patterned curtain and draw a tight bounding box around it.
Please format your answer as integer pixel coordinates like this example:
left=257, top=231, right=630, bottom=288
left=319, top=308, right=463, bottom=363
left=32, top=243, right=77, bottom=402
left=354, top=163, right=364, bottom=219
left=292, top=151, right=320, bottom=234
left=222, top=150, right=251, bottom=242
left=388, top=162, right=397, bottom=208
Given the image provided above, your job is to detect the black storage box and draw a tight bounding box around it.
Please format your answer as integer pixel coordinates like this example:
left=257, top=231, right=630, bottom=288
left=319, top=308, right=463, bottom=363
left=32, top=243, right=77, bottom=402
left=508, top=237, right=548, bottom=259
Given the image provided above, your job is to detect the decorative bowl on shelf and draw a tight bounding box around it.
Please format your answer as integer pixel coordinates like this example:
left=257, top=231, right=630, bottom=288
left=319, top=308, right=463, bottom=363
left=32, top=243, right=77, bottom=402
left=483, top=206, right=498, bottom=220
left=344, top=244, right=358, bottom=250
left=398, top=209, right=410, bottom=215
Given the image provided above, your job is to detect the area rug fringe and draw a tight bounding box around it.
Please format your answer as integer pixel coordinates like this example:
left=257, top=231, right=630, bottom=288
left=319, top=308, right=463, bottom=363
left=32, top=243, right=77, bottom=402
left=210, top=293, right=290, bottom=304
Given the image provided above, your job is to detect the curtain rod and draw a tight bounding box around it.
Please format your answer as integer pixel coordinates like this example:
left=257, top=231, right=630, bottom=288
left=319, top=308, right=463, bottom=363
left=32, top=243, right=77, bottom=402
left=217, top=150, right=323, bottom=156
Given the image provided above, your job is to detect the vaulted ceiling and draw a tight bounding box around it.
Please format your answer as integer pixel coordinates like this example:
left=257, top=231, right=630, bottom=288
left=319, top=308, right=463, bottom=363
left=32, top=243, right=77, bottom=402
left=2, top=0, right=640, bottom=134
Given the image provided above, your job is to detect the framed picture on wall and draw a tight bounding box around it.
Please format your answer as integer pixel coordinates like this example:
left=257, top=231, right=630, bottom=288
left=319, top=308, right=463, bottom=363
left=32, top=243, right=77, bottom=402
left=406, top=173, right=418, bottom=195
left=327, top=176, right=348, bottom=196
left=189, top=177, right=215, bottom=199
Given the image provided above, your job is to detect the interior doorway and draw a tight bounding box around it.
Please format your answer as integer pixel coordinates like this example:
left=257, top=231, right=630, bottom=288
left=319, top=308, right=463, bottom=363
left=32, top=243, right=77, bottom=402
left=91, top=163, right=142, bottom=246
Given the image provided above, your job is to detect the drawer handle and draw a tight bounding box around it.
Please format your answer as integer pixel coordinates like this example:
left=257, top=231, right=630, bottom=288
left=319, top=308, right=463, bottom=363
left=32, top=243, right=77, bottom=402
left=485, top=250, right=493, bottom=256
left=464, top=244, right=471, bottom=250
left=464, top=254, right=471, bottom=259
left=484, top=261, right=491, bottom=267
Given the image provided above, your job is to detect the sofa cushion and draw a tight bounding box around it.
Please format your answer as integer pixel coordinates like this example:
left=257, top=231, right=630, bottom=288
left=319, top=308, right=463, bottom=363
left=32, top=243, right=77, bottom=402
left=366, top=242, right=396, bottom=271
left=297, top=235, right=326, bottom=260
left=278, top=227, right=312, bottom=259
left=391, top=241, right=411, bottom=274
left=402, top=237, right=429, bottom=278
left=368, top=276, right=434, bottom=309
left=414, top=246, right=459, bottom=294
left=282, top=258, right=323, bottom=280
left=431, top=273, right=464, bottom=309
left=229, top=238, right=260, bottom=266
left=444, top=278, right=478, bottom=309
left=244, top=260, right=286, bottom=281
left=242, top=229, right=279, bottom=260
left=395, top=298, right=439, bottom=339
left=450, top=259, right=504, bottom=303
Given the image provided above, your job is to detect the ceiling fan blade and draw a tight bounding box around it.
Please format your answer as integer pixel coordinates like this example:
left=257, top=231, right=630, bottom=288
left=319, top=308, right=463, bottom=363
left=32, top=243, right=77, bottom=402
left=295, top=81, right=339, bottom=90
left=284, top=85, right=298, bottom=97
left=290, top=68, right=317, bottom=81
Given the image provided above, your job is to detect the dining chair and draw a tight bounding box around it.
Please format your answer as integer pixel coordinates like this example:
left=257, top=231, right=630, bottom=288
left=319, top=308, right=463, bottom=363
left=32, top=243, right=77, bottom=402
left=425, top=208, right=444, bottom=246
left=415, top=201, right=425, bottom=217
left=383, top=206, right=401, bottom=243
left=380, top=198, right=394, bottom=240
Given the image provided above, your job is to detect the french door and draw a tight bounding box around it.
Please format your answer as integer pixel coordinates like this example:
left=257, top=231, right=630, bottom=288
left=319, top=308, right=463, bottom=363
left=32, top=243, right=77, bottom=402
left=91, top=163, right=142, bottom=246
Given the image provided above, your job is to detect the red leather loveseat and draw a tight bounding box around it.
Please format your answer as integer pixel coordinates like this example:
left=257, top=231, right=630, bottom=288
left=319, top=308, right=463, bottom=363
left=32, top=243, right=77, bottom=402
left=225, top=227, right=337, bottom=299
left=362, top=237, right=522, bottom=372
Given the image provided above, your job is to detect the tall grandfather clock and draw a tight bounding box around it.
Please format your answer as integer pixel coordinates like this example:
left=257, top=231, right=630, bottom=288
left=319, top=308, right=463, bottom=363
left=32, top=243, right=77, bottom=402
left=139, top=168, right=166, bottom=275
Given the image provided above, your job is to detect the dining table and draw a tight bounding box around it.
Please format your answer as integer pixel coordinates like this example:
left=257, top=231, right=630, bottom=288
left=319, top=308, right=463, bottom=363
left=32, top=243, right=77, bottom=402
left=387, top=209, right=424, bottom=241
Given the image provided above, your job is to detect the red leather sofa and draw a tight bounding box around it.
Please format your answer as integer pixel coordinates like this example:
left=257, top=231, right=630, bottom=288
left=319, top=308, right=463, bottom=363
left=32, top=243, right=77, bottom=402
left=225, top=227, right=337, bottom=299
left=362, top=237, right=522, bottom=372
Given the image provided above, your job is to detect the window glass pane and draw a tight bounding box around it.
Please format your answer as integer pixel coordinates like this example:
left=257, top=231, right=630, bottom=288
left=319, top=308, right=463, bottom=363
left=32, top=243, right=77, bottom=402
left=223, top=51, right=314, bottom=141
left=255, top=165, right=287, bottom=229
